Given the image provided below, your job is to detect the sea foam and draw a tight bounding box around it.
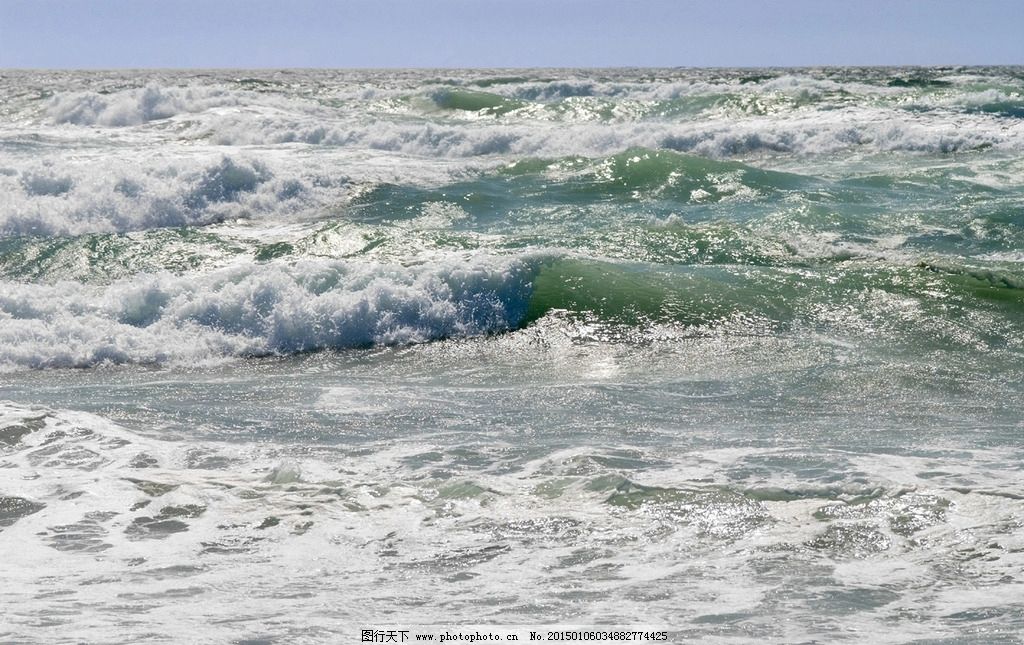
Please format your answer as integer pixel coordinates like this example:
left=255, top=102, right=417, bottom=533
left=47, top=84, right=252, bottom=127
left=0, top=255, right=535, bottom=369
left=0, top=155, right=336, bottom=237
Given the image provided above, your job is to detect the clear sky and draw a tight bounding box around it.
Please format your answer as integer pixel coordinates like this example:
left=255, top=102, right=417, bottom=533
left=1, top=0, right=1022, bottom=69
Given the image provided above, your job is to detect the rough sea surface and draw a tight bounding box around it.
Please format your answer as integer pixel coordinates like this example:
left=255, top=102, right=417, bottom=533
left=1, top=67, right=1023, bottom=643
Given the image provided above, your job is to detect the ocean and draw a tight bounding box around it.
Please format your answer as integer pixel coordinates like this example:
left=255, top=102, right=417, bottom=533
left=1, top=67, right=1023, bottom=643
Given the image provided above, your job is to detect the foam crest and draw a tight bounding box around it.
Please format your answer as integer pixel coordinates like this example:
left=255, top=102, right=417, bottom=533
left=190, top=105, right=1024, bottom=157
left=0, top=255, right=535, bottom=369
left=908, top=88, right=1024, bottom=118
left=0, top=155, right=328, bottom=237
left=47, top=84, right=248, bottom=127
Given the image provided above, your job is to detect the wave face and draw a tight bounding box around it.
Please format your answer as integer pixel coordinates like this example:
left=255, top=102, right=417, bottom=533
left=2, top=68, right=1024, bottom=642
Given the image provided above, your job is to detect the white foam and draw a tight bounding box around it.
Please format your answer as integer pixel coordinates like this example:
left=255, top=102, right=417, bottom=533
left=0, top=153, right=343, bottom=237
left=0, top=254, right=536, bottom=369
left=47, top=83, right=270, bottom=127
left=906, top=87, right=1024, bottom=113
left=3, top=398, right=1024, bottom=641
left=187, top=103, right=1023, bottom=157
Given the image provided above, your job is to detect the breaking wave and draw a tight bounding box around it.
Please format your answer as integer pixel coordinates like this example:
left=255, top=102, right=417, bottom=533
left=48, top=84, right=240, bottom=126
left=0, top=255, right=535, bottom=369
left=188, top=109, right=1020, bottom=156
left=0, top=156, right=337, bottom=237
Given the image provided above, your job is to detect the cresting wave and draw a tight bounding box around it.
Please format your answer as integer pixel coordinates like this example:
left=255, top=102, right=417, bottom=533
left=0, top=155, right=344, bottom=237
left=0, top=255, right=534, bottom=369
left=111, top=103, right=1024, bottom=155
left=47, top=84, right=253, bottom=127
left=3, top=249, right=1022, bottom=370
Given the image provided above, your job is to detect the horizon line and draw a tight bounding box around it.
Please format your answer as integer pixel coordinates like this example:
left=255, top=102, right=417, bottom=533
left=3, top=63, right=1022, bottom=72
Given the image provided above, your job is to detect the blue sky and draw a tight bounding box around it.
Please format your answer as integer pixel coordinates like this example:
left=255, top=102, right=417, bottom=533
left=1, top=0, right=1022, bottom=68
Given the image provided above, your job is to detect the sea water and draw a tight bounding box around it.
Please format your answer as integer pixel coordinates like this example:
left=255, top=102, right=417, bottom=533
left=1, top=68, right=1023, bottom=643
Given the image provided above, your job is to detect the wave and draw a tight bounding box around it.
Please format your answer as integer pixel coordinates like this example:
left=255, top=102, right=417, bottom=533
left=521, top=258, right=1024, bottom=363
left=521, top=148, right=809, bottom=200
left=3, top=248, right=1023, bottom=370
left=917, top=261, right=1024, bottom=301
left=522, top=258, right=791, bottom=329
left=188, top=107, right=1021, bottom=156
left=429, top=89, right=525, bottom=115
left=347, top=149, right=811, bottom=220
left=905, top=89, right=1024, bottom=119
left=0, top=255, right=535, bottom=369
left=0, top=155, right=338, bottom=238
left=47, top=84, right=253, bottom=127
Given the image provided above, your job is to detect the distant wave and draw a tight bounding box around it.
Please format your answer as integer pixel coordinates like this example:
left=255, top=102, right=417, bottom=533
left=27, top=77, right=1022, bottom=159
left=47, top=84, right=250, bottom=126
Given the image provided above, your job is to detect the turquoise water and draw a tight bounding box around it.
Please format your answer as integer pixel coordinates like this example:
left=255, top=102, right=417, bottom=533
left=1, top=68, right=1023, bottom=643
